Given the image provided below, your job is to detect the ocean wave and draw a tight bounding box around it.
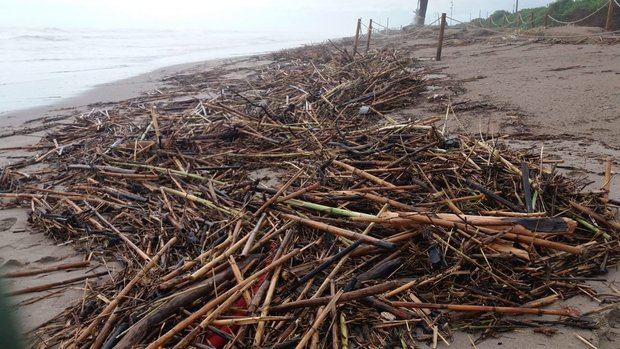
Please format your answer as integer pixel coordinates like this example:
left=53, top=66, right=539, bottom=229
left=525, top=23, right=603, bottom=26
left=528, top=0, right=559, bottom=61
left=12, top=34, right=68, bottom=42
left=50, top=64, right=131, bottom=74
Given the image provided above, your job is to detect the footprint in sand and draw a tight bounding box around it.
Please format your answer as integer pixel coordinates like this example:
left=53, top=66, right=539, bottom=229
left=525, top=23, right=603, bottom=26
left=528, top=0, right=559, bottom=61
left=597, top=305, right=620, bottom=349
left=35, top=256, right=62, bottom=264
left=1, top=259, right=24, bottom=267
left=0, top=218, right=18, bottom=232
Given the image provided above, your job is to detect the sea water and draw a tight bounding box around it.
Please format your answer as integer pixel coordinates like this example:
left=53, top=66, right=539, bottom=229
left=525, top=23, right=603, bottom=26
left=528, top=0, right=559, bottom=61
left=0, top=27, right=320, bottom=115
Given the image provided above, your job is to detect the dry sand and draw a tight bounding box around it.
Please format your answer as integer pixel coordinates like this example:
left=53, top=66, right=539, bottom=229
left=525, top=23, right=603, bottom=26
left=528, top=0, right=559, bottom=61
left=1, top=26, right=619, bottom=347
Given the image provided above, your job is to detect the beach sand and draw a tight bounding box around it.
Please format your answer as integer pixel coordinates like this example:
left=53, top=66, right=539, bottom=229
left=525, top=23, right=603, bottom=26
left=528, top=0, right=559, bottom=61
left=1, top=27, right=618, bottom=347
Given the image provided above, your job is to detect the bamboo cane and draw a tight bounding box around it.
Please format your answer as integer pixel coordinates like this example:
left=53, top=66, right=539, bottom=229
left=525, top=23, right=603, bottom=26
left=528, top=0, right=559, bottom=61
left=145, top=248, right=301, bottom=349
left=296, top=291, right=343, bottom=348
left=255, top=168, right=304, bottom=215
left=73, top=237, right=177, bottom=346
left=332, top=160, right=398, bottom=189
left=282, top=214, right=395, bottom=250
left=9, top=271, right=108, bottom=296
left=84, top=201, right=152, bottom=262
left=269, top=281, right=400, bottom=312
left=391, top=302, right=579, bottom=317
left=2, top=261, right=90, bottom=278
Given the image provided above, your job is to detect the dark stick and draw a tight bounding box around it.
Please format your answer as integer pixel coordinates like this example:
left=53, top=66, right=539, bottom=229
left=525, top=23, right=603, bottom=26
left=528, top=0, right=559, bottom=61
left=521, top=162, right=532, bottom=212
left=9, top=271, right=108, bottom=296
left=269, top=281, right=401, bottom=312
left=290, top=240, right=363, bottom=291
left=464, top=178, right=524, bottom=212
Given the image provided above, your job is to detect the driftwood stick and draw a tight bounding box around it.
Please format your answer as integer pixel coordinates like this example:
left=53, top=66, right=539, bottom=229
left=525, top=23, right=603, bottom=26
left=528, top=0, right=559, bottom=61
left=296, top=290, right=343, bottom=349
left=385, top=266, right=460, bottom=298
left=332, top=160, right=398, bottom=189
left=73, top=237, right=177, bottom=346
left=9, top=271, right=108, bottom=296
left=290, top=240, right=363, bottom=291
left=330, top=281, right=339, bottom=349
left=113, top=256, right=259, bottom=349
left=362, top=296, right=410, bottom=319
left=464, top=178, right=524, bottom=212
left=353, top=213, right=582, bottom=254
left=211, top=316, right=292, bottom=326
left=333, top=190, right=419, bottom=212
left=269, top=281, right=400, bottom=312
left=391, top=302, right=579, bottom=317
left=173, top=281, right=256, bottom=349
left=145, top=248, right=301, bottom=349
left=91, top=309, right=120, bottom=349
left=225, top=277, right=272, bottom=348
left=254, top=230, right=294, bottom=346
left=189, top=232, right=252, bottom=281
left=521, top=162, right=533, bottom=212
left=601, top=157, right=612, bottom=205
left=160, top=236, right=232, bottom=283
left=2, top=261, right=90, bottom=278
left=241, top=213, right=268, bottom=256
left=84, top=201, right=151, bottom=262
left=282, top=214, right=395, bottom=250
left=570, top=201, right=620, bottom=232
left=229, top=256, right=253, bottom=304
left=255, top=169, right=304, bottom=215
left=276, top=183, right=321, bottom=203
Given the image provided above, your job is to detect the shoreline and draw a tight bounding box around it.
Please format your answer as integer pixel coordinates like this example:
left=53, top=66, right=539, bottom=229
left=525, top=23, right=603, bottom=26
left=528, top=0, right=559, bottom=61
left=0, top=40, right=321, bottom=131
left=0, top=57, right=245, bottom=129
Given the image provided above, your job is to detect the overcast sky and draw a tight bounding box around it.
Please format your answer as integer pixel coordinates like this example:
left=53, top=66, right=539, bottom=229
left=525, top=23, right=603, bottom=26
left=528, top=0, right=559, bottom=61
left=1, top=0, right=553, bottom=35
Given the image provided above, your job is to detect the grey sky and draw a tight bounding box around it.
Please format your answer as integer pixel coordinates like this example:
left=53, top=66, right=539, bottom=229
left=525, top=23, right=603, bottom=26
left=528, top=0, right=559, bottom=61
left=1, top=1, right=553, bottom=36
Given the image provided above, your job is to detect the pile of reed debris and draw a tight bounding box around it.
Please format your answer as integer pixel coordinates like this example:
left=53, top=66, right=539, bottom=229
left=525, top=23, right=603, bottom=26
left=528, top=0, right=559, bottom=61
left=2, top=44, right=618, bottom=348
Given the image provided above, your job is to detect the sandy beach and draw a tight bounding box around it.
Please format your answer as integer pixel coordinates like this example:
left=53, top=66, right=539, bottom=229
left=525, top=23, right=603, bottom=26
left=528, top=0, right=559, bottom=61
left=1, top=25, right=619, bottom=348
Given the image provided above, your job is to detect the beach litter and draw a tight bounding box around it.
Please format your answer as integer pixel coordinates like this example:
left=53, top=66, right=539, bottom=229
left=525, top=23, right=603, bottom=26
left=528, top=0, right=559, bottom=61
left=1, top=44, right=618, bottom=348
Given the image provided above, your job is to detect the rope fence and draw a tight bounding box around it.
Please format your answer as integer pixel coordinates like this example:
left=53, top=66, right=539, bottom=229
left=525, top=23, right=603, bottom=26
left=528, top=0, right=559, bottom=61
left=448, top=15, right=620, bottom=40
left=372, top=21, right=389, bottom=30
left=447, top=16, right=513, bottom=36
left=478, top=0, right=619, bottom=30
left=351, top=1, right=617, bottom=57
left=548, top=1, right=610, bottom=25
left=359, top=17, right=439, bottom=41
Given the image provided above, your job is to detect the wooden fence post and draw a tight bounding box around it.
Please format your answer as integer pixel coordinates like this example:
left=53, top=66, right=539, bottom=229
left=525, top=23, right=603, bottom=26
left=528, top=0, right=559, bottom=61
left=530, top=12, right=535, bottom=29
left=353, top=18, right=361, bottom=55
left=365, top=19, right=373, bottom=53
left=436, top=13, right=447, bottom=61
left=516, top=12, right=521, bottom=29
left=606, top=0, right=615, bottom=31
left=544, top=13, right=549, bottom=28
